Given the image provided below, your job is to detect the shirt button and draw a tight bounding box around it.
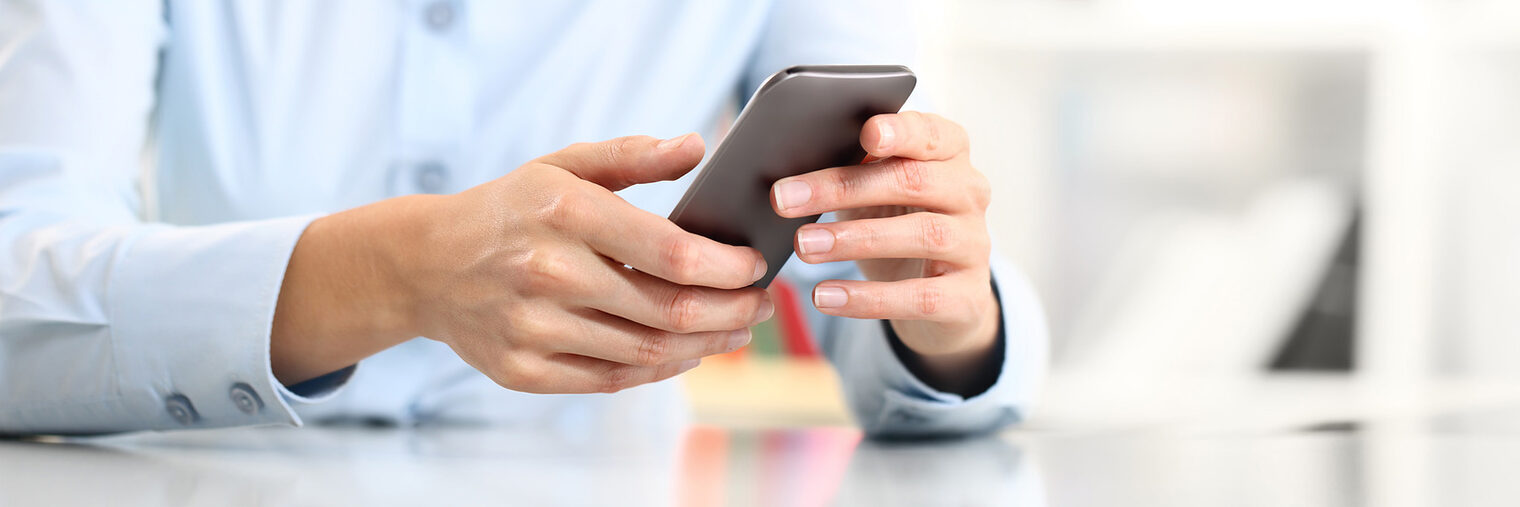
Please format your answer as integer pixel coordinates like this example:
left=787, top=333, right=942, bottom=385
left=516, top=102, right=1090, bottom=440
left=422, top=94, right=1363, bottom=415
left=164, top=394, right=200, bottom=425
left=424, top=1, right=457, bottom=31
left=229, top=383, right=265, bottom=415
left=415, top=161, right=450, bottom=194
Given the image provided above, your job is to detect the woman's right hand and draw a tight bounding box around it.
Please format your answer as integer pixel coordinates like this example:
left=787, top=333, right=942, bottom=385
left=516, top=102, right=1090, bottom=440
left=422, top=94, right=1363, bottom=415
left=272, top=134, right=773, bottom=393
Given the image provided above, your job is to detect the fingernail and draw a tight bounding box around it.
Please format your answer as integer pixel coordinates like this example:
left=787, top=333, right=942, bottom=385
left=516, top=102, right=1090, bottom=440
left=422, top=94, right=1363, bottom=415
left=678, top=358, right=701, bottom=372
left=658, top=133, right=690, bottom=150
left=814, top=286, right=847, bottom=308
left=752, top=258, right=768, bottom=282
left=876, top=119, right=896, bottom=153
left=774, top=180, right=812, bottom=211
left=751, top=298, right=775, bottom=325
left=796, top=228, right=835, bottom=255
left=727, top=329, right=752, bottom=350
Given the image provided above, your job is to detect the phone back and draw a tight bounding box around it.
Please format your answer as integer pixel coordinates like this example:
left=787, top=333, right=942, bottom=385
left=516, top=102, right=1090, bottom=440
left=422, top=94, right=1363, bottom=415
left=668, top=65, right=916, bottom=288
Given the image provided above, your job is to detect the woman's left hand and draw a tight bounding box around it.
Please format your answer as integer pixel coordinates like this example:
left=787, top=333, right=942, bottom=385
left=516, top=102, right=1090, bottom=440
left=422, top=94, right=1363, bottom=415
left=771, top=111, right=1001, bottom=395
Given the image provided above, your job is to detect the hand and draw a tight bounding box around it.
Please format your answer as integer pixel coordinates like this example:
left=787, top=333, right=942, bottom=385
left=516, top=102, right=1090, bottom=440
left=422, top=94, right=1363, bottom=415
left=771, top=112, right=1001, bottom=395
left=272, top=134, right=774, bottom=394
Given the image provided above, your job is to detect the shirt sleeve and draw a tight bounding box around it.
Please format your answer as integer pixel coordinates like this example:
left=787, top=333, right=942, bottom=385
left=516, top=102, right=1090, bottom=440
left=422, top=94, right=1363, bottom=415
left=749, top=0, right=1050, bottom=438
left=0, top=0, right=350, bottom=436
left=779, top=254, right=1048, bottom=438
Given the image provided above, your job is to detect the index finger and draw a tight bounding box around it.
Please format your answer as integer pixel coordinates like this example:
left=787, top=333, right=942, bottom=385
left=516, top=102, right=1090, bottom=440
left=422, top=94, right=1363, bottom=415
left=535, top=134, right=706, bottom=191
left=567, top=189, right=766, bottom=289
left=861, top=111, right=968, bottom=162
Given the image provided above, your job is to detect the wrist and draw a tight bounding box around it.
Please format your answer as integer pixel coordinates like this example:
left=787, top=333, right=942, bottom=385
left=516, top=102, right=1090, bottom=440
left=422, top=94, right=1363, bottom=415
left=887, top=281, right=1004, bottom=397
left=349, top=194, right=439, bottom=341
left=270, top=196, right=433, bottom=384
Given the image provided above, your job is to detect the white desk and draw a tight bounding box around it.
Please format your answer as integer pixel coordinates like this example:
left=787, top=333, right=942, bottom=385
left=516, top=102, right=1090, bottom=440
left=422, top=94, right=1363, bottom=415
left=6, top=375, right=1520, bottom=506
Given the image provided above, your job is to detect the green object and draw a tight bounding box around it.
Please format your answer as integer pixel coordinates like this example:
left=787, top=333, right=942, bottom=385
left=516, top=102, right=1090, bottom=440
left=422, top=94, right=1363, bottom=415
left=750, top=314, right=782, bottom=357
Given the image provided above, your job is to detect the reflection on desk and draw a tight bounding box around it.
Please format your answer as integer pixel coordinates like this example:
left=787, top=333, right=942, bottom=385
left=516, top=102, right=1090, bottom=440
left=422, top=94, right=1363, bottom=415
left=12, top=404, right=1520, bottom=506
left=680, top=427, right=1038, bottom=506
left=0, top=424, right=1037, bottom=506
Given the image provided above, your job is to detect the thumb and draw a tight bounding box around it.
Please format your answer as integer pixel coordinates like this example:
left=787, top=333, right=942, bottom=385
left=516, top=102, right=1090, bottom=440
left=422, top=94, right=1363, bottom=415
left=535, top=134, right=705, bottom=191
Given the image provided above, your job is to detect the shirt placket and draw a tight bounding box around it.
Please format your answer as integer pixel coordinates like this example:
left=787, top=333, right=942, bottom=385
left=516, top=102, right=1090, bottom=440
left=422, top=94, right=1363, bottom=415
left=393, top=0, right=474, bottom=196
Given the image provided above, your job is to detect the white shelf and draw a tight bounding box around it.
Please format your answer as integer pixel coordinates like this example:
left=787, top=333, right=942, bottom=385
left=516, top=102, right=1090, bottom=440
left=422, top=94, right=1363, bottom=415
left=945, top=0, right=1520, bottom=52
left=929, top=0, right=1520, bottom=387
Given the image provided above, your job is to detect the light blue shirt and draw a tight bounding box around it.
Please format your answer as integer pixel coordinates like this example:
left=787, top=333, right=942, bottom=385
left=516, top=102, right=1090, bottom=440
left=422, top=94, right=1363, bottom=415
left=0, top=0, right=1047, bottom=437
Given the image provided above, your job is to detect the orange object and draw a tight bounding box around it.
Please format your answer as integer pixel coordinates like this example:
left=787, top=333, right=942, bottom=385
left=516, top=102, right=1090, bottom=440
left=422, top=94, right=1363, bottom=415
left=677, top=426, right=729, bottom=507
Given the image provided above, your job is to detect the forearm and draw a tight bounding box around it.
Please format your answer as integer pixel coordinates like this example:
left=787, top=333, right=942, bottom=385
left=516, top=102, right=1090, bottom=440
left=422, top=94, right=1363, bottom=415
left=270, top=195, right=433, bottom=385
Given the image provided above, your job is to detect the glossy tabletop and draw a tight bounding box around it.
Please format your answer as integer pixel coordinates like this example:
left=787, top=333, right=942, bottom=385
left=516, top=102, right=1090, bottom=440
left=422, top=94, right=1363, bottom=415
left=8, top=378, right=1520, bottom=506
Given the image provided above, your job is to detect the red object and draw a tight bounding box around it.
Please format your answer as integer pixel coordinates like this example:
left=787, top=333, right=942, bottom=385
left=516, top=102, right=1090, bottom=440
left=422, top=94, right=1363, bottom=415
left=771, top=278, right=820, bottom=358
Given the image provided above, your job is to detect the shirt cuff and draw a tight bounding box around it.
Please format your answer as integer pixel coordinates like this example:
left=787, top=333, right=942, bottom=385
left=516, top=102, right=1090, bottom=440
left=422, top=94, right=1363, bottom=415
left=107, top=214, right=354, bottom=430
left=837, top=259, right=1049, bottom=438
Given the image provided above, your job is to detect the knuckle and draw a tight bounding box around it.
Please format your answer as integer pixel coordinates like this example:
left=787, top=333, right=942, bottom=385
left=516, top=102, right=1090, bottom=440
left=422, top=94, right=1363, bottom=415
left=730, top=291, right=767, bottom=329
left=538, top=192, right=569, bottom=227
left=499, top=357, right=547, bottom=393
left=970, top=172, right=992, bottom=210
left=661, top=236, right=703, bottom=283
left=501, top=304, right=539, bottom=331
left=849, top=223, right=881, bottom=257
left=663, top=286, right=703, bottom=333
left=608, top=136, right=642, bottom=160
left=519, top=161, right=556, bottom=177
left=949, top=118, right=970, bottom=149
left=708, top=330, right=739, bottom=354
left=541, top=189, right=587, bottom=229
left=511, top=310, right=556, bottom=342
left=600, top=364, right=636, bottom=394
left=602, top=137, right=650, bottom=187
left=973, top=234, right=992, bottom=260
left=923, top=121, right=943, bottom=153
left=918, top=214, right=954, bottom=255
left=860, top=289, right=889, bottom=316
left=519, top=248, right=576, bottom=291
left=827, top=170, right=854, bottom=205
left=632, top=329, right=672, bottom=366
left=892, top=159, right=931, bottom=197
left=916, top=284, right=947, bottom=317
left=920, top=214, right=957, bottom=256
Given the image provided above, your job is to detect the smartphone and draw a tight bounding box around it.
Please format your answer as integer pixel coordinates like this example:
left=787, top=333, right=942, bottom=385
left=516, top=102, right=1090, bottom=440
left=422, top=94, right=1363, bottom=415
left=668, top=65, right=917, bottom=288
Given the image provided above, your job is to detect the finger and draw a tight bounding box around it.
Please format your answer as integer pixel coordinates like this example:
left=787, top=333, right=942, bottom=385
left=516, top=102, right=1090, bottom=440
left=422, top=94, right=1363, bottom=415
left=562, top=192, right=765, bottom=288
left=772, top=158, right=974, bottom=217
left=511, top=245, right=772, bottom=333
left=810, top=276, right=985, bottom=324
left=793, top=212, right=986, bottom=266
left=555, top=310, right=753, bottom=367
left=533, top=354, right=702, bottom=394
left=535, top=133, right=706, bottom=191
left=861, top=111, right=968, bottom=161
left=585, top=259, right=776, bottom=334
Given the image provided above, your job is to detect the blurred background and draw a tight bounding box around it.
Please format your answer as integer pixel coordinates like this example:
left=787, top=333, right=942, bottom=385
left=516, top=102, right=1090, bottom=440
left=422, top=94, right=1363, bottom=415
left=687, top=0, right=1520, bottom=431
